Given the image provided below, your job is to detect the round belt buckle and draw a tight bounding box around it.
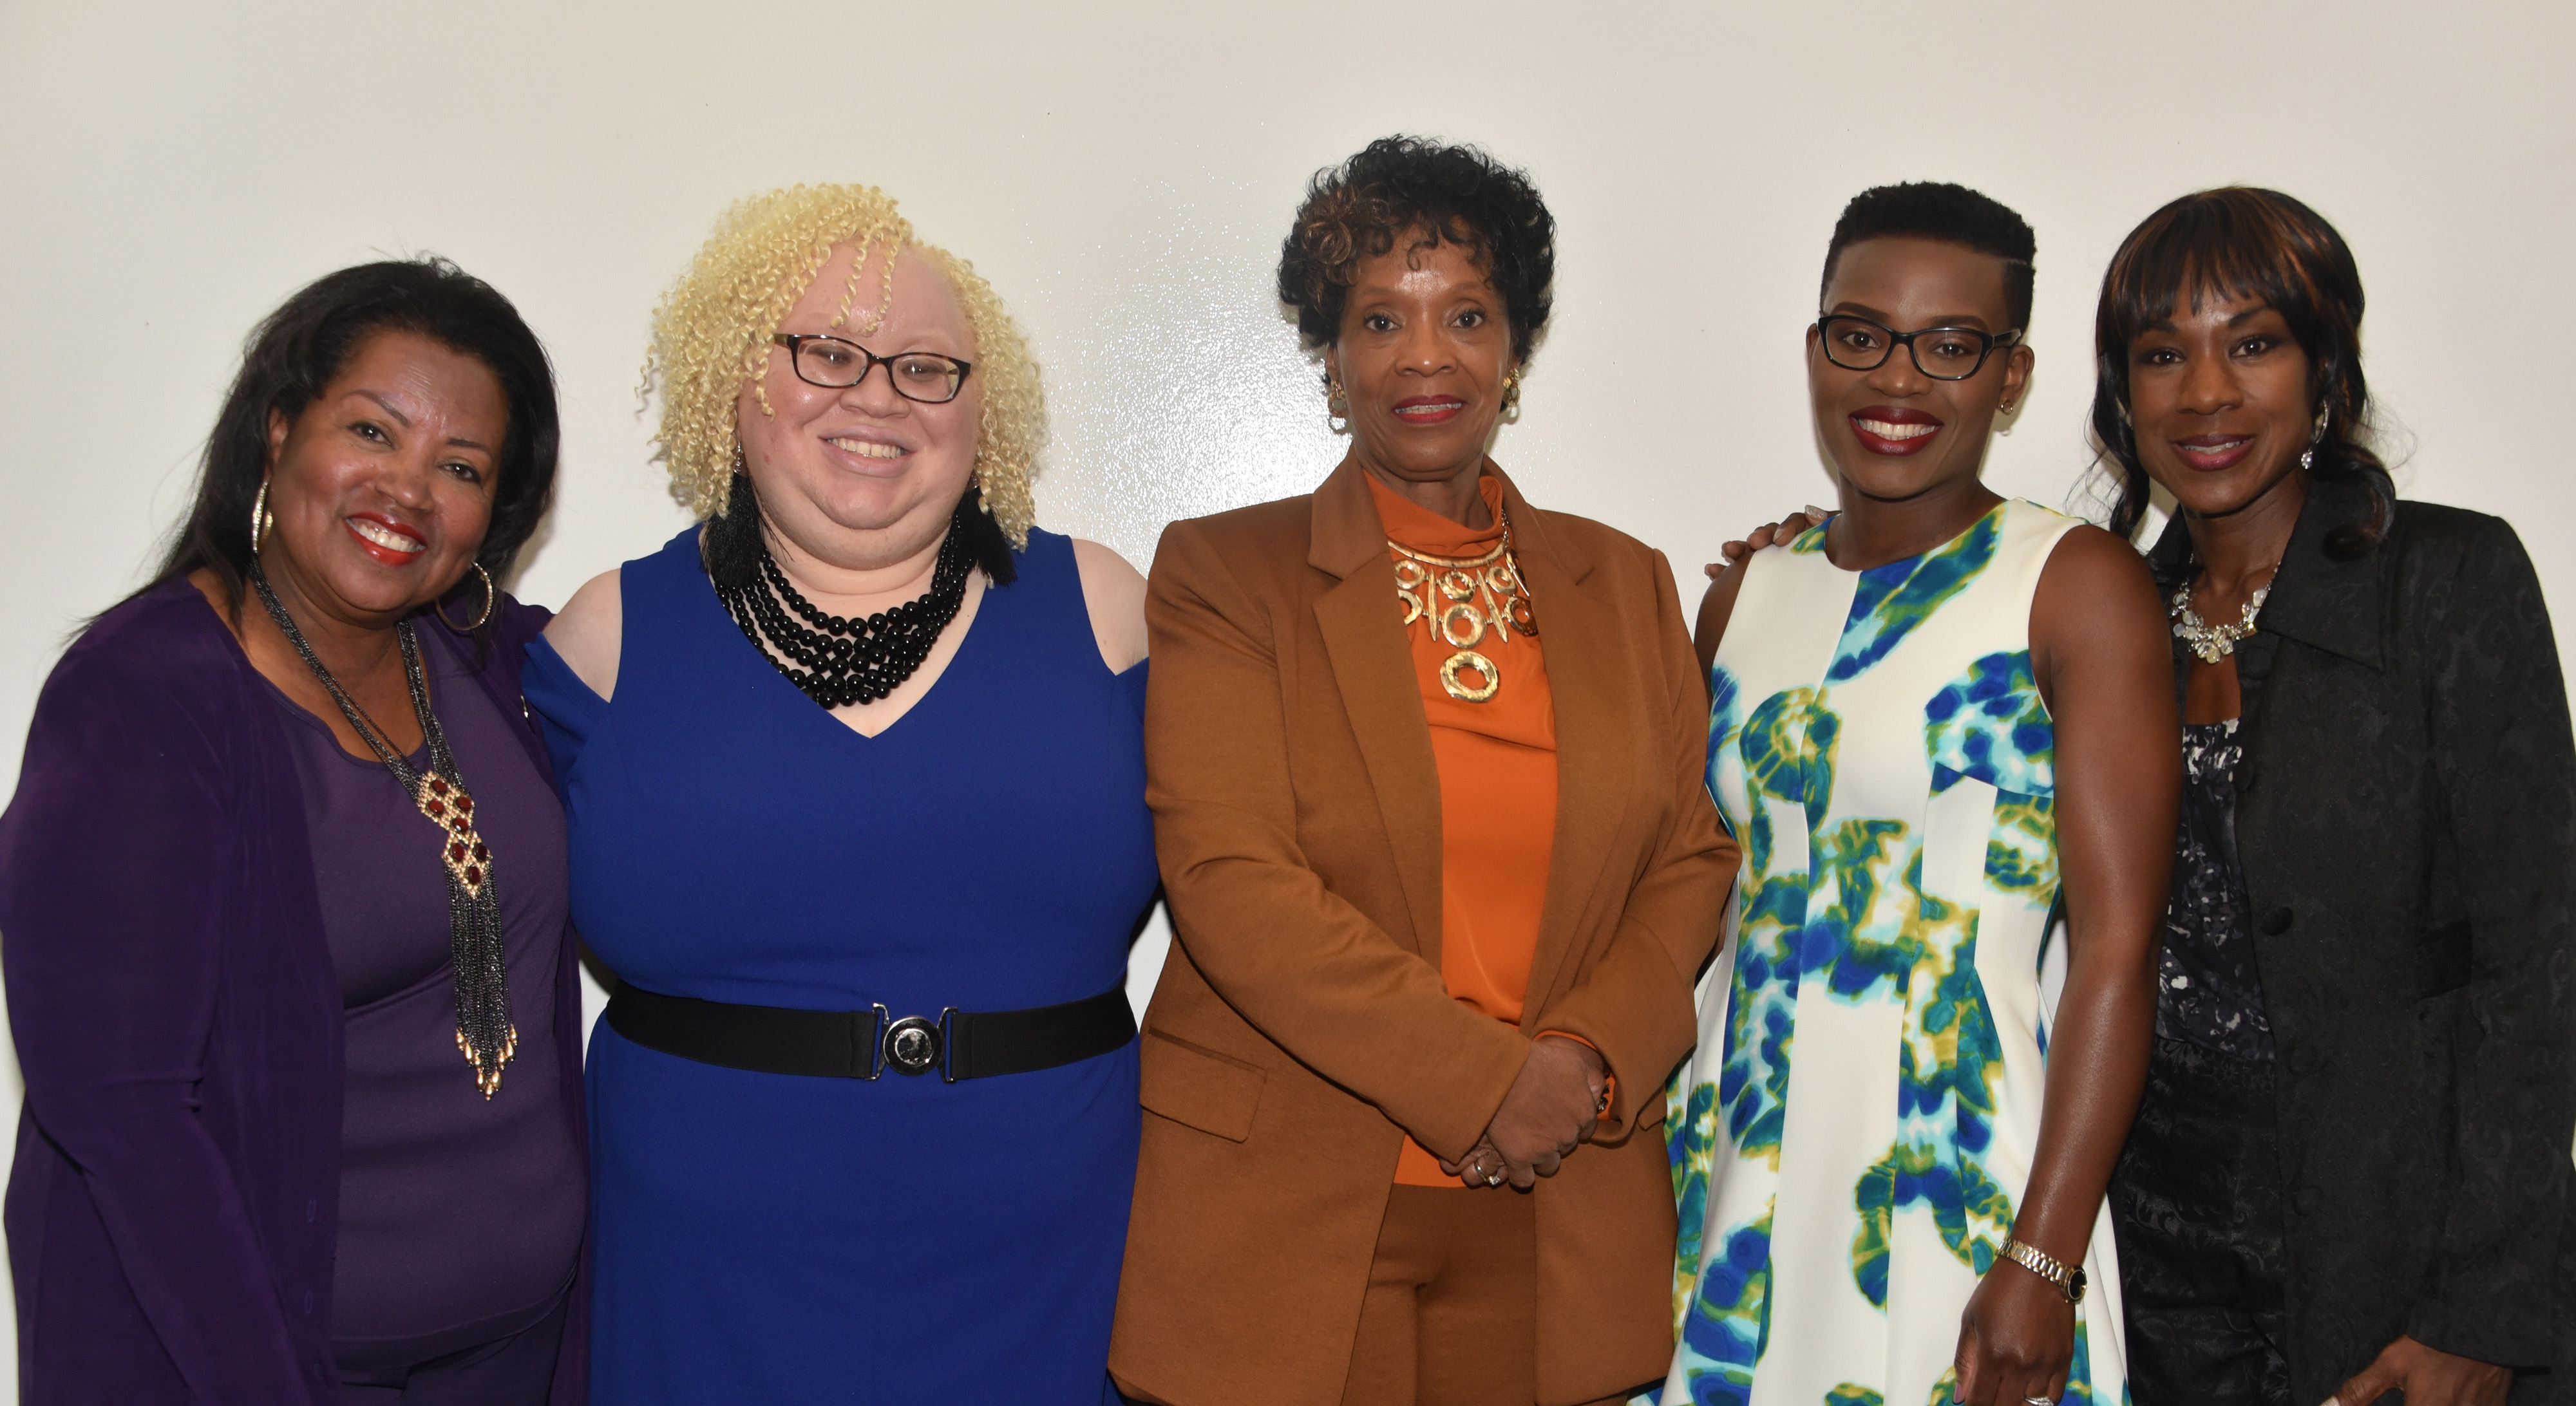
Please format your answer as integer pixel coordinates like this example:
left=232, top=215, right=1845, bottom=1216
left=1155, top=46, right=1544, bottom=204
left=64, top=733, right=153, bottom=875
left=882, top=1015, right=943, bottom=1076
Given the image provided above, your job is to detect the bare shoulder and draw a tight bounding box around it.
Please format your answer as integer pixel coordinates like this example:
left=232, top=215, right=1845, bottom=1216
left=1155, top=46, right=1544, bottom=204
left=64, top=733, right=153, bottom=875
left=1694, top=556, right=1755, bottom=675
left=544, top=567, right=624, bottom=700
left=1071, top=538, right=1148, bottom=673
left=2037, top=523, right=2163, bottom=619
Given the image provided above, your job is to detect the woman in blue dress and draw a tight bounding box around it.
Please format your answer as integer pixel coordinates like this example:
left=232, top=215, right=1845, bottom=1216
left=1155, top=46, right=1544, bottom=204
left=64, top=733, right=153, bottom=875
left=524, top=185, right=1158, bottom=1403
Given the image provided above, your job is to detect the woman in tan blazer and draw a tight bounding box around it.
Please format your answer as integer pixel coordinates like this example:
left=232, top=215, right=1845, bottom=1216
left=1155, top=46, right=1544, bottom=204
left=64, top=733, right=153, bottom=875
left=1110, top=136, right=1739, bottom=1406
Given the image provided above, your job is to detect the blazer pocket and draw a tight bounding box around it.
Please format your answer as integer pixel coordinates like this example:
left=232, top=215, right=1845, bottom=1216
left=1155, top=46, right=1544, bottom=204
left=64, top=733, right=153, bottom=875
left=1139, top=1029, right=1265, bottom=1143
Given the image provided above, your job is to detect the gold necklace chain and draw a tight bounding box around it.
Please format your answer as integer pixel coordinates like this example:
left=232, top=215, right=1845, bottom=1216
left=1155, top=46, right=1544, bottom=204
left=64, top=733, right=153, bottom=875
left=1388, top=511, right=1537, bottom=702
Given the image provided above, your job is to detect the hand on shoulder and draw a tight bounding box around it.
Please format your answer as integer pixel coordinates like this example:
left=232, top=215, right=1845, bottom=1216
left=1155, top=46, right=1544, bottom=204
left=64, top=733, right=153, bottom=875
left=1072, top=538, right=1148, bottom=674
left=544, top=568, right=623, bottom=701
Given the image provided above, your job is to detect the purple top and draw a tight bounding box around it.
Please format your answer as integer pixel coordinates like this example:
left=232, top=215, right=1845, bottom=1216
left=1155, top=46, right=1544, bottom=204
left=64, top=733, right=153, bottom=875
left=0, top=578, right=588, bottom=1405
left=261, top=623, right=582, bottom=1368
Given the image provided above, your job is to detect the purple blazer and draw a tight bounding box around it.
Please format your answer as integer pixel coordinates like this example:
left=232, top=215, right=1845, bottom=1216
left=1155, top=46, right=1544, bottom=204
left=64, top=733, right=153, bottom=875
left=0, top=577, right=589, bottom=1404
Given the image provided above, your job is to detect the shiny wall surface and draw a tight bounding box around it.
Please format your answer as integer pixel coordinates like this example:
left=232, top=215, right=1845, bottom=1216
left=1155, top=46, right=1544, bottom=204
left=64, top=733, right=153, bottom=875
left=0, top=0, right=2568, bottom=1382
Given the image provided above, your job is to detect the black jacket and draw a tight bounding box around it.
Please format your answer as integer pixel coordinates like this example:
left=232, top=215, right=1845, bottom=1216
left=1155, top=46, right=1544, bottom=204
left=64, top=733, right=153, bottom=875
left=2146, top=473, right=2576, bottom=1398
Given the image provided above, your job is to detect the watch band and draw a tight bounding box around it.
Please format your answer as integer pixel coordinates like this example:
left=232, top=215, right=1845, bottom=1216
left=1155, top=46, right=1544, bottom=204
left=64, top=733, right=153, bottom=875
left=1998, top=1237, right=2087, bottom=1304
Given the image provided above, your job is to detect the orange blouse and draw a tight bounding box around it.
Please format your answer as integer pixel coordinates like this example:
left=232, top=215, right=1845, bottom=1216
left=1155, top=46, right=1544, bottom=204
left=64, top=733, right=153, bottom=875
left=1366, top=474, right=1562, bottom=1186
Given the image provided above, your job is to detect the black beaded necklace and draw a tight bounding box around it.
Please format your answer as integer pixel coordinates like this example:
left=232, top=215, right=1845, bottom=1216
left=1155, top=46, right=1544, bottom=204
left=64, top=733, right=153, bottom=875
left=251, top=568, right=516, bottom=1098
left=715, top=507, right=973, bottom=710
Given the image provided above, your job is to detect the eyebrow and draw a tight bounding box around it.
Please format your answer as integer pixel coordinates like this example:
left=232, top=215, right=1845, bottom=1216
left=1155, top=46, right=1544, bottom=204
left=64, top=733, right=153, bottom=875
left=2139, top=302, right=2275, bottom=335
left=352, top=389, right=490, bottom=452
left=1825, top=301, right=1993, bottom=330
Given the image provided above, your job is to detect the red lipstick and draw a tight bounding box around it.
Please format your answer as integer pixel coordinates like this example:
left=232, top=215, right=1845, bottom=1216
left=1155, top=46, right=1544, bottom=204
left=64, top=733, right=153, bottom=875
left=2172, top=431, right=2257, bottom=473
left=344, top=512, right=427, bottom=566
left=1848, top=406, right=1944, bottom=457
left=1391, top=394, right=1465, bottom=426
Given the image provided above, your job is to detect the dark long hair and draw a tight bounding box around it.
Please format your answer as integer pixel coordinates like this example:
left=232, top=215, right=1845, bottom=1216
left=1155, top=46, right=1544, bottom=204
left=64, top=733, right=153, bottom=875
left=145, top=257, right=561, bottom=642
left=2091, top=187, right=2389, bottom=558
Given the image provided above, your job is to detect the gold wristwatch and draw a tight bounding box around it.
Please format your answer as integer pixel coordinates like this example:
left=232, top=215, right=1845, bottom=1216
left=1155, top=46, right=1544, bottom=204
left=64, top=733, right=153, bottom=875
left=1998, top=1237, right=2087, bottom=1304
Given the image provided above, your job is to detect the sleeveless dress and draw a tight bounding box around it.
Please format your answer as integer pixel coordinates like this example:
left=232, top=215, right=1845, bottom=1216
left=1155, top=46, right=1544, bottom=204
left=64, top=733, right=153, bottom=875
left=1658, top=500, right=2129, bottom=1406
left=522, top=527, right=1157, bottom=1405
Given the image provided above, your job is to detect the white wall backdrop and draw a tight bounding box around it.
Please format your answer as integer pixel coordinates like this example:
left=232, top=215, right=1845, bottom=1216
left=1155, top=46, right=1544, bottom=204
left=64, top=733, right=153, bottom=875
left=1, top=0, right=2568, bottom=1386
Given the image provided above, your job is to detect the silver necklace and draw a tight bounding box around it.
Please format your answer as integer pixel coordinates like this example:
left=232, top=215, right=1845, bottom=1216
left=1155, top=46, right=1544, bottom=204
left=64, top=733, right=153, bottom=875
left=2170, top=572, right=2274, bottom=665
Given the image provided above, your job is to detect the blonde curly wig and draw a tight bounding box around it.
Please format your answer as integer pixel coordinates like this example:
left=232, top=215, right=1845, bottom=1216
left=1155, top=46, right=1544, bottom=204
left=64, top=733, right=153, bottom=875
left=644, top=183, right=1044, bottom=547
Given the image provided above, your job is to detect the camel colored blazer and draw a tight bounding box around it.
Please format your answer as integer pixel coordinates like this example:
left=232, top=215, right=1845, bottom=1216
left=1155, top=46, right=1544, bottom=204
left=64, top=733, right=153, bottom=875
left=1111, top=460, right=1738, bottom=1406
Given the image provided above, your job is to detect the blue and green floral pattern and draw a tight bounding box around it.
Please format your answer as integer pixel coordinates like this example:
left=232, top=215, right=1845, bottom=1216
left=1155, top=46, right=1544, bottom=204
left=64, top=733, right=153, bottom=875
left=1653, top=501, right=2129, bottom=1406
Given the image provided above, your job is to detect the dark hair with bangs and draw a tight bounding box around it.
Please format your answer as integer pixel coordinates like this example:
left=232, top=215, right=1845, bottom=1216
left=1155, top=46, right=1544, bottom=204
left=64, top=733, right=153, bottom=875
left=2091, top=187, right=2388, bottom=554
left=1823, top=182, right=2037, bottom=332
left=142, top=257, right=560, bottom=648
left=1278, top=136, right=1555, bottom=362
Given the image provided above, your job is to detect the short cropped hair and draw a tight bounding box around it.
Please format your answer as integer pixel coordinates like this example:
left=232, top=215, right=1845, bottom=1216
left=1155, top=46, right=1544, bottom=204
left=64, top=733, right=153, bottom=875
left=1278, top=136, right=1555, bottom=362
left=645, top=184, right=1044, bottom=557
left=1821, top=182, right=2037, bottom=332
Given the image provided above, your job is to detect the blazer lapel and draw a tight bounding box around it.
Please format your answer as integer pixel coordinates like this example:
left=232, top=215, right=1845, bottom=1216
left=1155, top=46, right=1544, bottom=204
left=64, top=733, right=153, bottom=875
left=1309, top=458, right=1446, bottom=964
left=1487, top=467, right=1631, bottom=1021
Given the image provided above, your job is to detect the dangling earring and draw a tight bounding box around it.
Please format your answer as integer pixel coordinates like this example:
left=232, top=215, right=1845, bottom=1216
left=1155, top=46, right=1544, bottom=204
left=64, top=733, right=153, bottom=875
left=249, top=478, right=274, bottom=555
left=1326, top=379, right=1349, bottom=433
left=436, top=563, right=498, bottom=632
left=2300, top=404, right=2329, bottom=472
left=1500, top=370, right=1522, bottom=421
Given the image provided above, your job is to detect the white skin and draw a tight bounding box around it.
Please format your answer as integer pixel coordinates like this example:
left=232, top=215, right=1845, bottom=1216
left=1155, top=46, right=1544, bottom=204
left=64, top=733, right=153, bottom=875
left=196, top=328, right=508, bottom=758
left=546, top=242, right=1144, bottom=728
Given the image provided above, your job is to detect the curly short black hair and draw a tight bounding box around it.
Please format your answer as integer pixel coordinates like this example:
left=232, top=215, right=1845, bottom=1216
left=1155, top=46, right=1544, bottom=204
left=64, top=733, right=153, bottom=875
left=1821, top=182, right=2036, bottom=332
left=1278, top=136, right=1555, bottom=361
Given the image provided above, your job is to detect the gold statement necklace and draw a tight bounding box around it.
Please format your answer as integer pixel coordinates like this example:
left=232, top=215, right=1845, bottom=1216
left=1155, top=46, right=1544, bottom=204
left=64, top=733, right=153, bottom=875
left=1388, top=509, right=1537, bottom=702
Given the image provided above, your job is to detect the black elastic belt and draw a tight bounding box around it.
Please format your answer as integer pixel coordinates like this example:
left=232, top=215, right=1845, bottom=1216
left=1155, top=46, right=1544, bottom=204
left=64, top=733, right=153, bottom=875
left=605, top=981, right=1135, bottom=1082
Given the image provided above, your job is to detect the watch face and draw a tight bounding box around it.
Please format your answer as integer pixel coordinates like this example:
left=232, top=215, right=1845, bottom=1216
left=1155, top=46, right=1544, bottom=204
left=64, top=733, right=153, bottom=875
left=2067, top=1266, right=2088, bottom=1303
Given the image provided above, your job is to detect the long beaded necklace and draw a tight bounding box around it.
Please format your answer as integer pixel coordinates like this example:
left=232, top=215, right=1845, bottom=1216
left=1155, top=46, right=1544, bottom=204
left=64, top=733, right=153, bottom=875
left=251, top=569, right=516, bottom=1098
left=715, top=506, right=972, bottom=710
left=2170, top=569, right=2276, bottom=665
left=1388, top=508, right=1537, bottom=702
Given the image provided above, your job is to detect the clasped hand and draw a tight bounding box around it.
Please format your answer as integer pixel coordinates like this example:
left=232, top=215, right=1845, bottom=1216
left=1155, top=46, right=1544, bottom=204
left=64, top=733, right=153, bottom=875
left=1438, top=1036, right=1606, bottom=1190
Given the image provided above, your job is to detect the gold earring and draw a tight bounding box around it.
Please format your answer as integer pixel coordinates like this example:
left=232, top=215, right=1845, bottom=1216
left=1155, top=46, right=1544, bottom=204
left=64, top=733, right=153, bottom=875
left=249, top=478, right=274, bottom=555
left=1501, top=370, right=1522, bottom=413
left=436, top=562, right=498, bottom=633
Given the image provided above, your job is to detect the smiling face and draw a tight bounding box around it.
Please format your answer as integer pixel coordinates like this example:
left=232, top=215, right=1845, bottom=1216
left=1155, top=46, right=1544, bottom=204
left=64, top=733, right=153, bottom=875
left=1325, top=234, right=1513, bottom=491
left=2124, top=290, right=2313, bottom=521
left=1808, top=236, right=2031, bottom=504
left=738, top=241, right=981, bottom=570
left=261, top=328, right=506, bottom=624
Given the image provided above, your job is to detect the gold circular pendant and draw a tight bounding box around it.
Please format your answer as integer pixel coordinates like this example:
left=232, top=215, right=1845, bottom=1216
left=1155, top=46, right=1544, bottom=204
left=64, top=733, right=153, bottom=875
left=1440, top=650, right=1500, bottom=702
left=1397, top=588, right=1423, bottom=625
left=1439, top=569, right=1476, bottom=602
left=1508, top=595, right=1539, bottom=637
left=1439, top=602, right=1487, bottom=648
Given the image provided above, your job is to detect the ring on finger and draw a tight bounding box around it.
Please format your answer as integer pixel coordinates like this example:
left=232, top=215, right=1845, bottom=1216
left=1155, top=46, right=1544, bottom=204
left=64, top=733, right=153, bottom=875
left=2023, top=1396, right=2055, bottom=1405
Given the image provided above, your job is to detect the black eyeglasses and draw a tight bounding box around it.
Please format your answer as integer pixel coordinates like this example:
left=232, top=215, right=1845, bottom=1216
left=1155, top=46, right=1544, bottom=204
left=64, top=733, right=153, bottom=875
left=1814, top=315, right=2022, bottom=381
left=771, top=334, right=974, bottom=404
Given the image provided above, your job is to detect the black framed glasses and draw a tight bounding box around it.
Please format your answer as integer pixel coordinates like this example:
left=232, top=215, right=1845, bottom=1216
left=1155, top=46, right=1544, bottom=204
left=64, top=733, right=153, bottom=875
left=1814, top=315, right=2022, bottom=381
left=771, top=333, right=974, bottom=404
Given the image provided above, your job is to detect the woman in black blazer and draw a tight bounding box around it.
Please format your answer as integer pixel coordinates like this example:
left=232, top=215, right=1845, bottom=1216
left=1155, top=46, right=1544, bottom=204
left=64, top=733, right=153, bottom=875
left=2092, top=187, right=2575, bottom=1406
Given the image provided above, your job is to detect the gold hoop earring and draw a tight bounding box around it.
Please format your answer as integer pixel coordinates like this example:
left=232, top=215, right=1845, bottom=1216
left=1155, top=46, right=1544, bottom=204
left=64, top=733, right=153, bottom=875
left=1326, top=379, right=1349, bottom=432
left=1501, top=370, right=1522, bottom=417
left=437, top=563, right=497, bottom=633
left=249, top=478, right=274, bottom=555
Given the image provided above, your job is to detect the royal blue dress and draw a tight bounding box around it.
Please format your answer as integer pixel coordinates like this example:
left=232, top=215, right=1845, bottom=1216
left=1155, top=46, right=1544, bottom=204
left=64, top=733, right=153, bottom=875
left=522, top=527, right=1156, bottom=1405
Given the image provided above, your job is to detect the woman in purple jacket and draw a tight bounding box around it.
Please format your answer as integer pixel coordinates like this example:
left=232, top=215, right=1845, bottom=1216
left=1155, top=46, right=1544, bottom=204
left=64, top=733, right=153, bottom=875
left=0, top=259, right=589, bottom=1404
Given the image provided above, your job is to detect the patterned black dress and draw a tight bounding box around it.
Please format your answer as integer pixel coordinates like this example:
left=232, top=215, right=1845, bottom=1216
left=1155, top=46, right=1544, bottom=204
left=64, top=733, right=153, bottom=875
left=2111, top=696, right=2294, bottom=1405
